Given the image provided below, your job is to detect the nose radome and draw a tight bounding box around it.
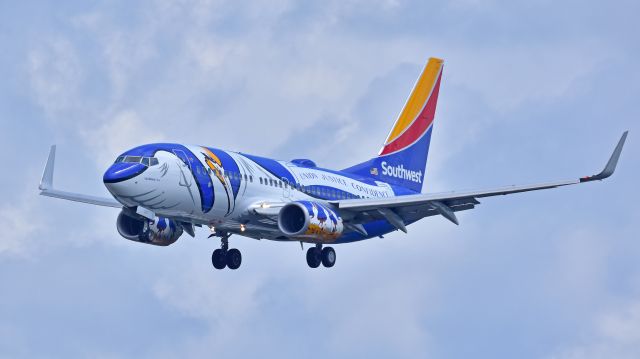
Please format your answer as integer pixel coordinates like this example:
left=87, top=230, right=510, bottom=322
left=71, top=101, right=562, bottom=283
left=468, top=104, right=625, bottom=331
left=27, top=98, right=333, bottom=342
left=103, top=163, right=148, bottom=184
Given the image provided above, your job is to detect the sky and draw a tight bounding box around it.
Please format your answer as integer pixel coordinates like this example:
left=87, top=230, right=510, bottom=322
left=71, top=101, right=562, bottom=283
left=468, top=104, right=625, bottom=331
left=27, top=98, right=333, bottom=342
left=1, top=0, right=639, bottom=358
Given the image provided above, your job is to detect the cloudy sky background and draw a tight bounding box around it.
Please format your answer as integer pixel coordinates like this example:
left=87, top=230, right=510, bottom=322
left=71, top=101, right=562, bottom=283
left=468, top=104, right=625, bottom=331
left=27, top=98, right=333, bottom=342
left=1, top=0, right=639, bottom=358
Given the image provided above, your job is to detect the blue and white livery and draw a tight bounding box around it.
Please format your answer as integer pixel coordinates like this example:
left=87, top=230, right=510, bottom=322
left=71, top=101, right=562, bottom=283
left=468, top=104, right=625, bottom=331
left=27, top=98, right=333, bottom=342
left=39, top=58, right=628, bottom=269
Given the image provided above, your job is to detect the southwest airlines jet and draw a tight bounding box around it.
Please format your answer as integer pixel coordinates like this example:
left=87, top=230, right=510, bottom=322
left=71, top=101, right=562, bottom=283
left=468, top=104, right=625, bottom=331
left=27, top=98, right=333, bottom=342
left=39, top=58, right=628, bottom=270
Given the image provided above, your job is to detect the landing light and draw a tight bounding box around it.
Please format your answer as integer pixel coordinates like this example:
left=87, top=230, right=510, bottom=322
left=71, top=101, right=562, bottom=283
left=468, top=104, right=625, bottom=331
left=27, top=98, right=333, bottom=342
left=240, top=224, right=246, bottom=232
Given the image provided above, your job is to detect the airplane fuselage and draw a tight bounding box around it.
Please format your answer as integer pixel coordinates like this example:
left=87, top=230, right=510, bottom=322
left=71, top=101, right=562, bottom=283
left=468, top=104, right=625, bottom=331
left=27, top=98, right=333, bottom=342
left=103, top=143, right=415, bottom=244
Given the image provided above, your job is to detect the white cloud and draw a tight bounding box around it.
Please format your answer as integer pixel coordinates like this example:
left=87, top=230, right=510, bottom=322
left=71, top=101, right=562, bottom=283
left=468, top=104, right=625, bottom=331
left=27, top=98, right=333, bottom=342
left=444, top=44, right=612, bottom=112
left=80, top=110, right=165, bottom=168
left=27, top=37, right=85, bottom=120
left=0, top=185, right=48, bottom=258
left=548, top=298, right=640, bottom=359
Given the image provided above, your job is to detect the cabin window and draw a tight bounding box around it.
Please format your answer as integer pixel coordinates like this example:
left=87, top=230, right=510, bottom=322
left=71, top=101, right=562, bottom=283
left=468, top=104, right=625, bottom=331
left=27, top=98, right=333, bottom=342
left=249, top=175, right=253, bottom=183
left=259, top=177, right=263, bottom=185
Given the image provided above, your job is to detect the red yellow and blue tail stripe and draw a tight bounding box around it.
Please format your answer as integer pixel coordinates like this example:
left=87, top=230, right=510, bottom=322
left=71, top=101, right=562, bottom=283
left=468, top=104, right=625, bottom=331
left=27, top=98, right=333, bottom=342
left=343, top=58, right=444, bottom=193
left=380, top=57, right=443, bottom=156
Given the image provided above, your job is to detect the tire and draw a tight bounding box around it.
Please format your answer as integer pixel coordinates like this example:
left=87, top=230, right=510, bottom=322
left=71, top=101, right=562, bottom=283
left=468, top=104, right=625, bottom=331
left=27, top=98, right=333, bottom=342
left=227, top=248, right=242, bottom=270
left=211, top=249, right=226, bottom=269
left=321, top=247, right=336, bottom=268
left=306, top=247, right=321, bottom=268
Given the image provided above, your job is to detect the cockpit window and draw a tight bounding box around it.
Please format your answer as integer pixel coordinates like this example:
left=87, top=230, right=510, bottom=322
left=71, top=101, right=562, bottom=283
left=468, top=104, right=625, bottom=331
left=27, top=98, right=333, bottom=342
left=125, top=156, right=142, bottom=163
left=115, top=156, right=160, bottom=167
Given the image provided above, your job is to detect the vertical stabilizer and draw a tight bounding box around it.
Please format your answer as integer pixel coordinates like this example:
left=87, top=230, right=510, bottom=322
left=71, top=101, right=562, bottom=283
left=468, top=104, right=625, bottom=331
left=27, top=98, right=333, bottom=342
left=343, top=58, right=444, bottom=193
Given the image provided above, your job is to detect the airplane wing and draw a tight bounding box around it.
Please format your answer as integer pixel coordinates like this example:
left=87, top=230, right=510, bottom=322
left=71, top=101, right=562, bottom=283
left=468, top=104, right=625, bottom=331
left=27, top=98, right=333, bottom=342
left=39, top=145, right=122, bottom=208
left=330, top=131, right=628, bottom=231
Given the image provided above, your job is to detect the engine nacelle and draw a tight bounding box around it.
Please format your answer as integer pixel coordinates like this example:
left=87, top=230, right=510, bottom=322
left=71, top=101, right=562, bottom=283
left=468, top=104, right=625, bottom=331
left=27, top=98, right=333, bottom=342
left=116, top=210, right=183, bottom=246
left=278, top=201, right=344, bottom=241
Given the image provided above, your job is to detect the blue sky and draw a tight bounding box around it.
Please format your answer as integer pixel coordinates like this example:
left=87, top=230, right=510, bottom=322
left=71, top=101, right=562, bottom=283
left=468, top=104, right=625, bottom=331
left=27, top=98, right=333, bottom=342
left=1, top=0, right=639, bottom=358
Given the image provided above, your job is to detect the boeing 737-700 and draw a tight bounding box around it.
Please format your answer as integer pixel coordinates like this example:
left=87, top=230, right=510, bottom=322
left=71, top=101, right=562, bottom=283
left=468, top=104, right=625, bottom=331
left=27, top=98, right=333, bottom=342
left=39, top=57, right=628, bottom=270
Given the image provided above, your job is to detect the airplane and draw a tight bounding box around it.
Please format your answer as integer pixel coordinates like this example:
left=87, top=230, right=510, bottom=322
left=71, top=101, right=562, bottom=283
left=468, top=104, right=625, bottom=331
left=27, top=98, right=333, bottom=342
left=39, top=57, right=628, bottom=270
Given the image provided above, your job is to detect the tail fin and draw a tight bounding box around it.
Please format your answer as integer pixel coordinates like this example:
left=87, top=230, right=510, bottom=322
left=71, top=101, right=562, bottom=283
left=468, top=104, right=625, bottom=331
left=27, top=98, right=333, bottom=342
left=343, top=57, right=444, bottom=193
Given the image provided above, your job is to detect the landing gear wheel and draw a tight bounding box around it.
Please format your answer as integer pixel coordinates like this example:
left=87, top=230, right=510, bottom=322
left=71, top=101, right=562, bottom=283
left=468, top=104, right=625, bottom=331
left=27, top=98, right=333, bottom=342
left=321, top=247, right=336, bottom=268
left=211, top=249, right=226, bottom=269
left=227, top=248, right=242, bottom=270
left=306, top=247, right=321, bottom=268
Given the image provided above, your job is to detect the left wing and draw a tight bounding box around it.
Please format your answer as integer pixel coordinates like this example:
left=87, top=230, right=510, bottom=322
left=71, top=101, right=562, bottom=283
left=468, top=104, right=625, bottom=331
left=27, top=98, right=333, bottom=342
left=39, top=145, right=122, bottom=208
left=331, top=131, right=628, bottom=230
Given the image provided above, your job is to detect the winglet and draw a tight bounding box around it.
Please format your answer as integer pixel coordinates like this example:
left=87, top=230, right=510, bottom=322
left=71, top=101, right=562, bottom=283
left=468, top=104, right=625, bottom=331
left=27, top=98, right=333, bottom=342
left=39, top=145, right=56, bottom=191
left=581, top=131, right=628, bottom=182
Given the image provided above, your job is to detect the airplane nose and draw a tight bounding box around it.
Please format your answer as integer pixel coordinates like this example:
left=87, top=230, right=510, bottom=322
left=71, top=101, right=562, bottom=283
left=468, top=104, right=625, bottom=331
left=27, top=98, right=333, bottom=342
left=103, top=163, right=148, bottom=184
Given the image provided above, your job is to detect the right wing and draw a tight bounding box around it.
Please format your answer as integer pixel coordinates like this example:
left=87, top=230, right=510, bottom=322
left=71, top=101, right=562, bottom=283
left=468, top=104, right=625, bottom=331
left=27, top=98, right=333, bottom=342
left=39, top=145, right=122, bottom=208
left=331, top=131, right=628, bottom=230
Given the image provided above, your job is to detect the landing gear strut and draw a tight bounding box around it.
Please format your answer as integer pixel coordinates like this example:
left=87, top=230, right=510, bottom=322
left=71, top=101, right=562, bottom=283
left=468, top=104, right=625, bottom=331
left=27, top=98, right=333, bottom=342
left=210, top=234, right=242, bottom=270
left=306, top=244, right=336, bottom=268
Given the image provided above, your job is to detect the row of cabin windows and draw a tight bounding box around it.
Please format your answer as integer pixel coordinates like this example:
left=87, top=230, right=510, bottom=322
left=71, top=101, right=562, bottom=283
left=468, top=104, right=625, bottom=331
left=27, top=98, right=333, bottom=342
left=198, top=168, right=368, bottom=200
left=255, top=176, right=365, bottom=199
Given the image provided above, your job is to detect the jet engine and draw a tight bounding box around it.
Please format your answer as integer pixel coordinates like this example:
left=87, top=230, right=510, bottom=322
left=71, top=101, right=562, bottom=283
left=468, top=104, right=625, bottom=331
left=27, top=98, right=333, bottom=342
left=116, top=210, right=183, bottom=246
left=278, top=201, right=343, bottom=240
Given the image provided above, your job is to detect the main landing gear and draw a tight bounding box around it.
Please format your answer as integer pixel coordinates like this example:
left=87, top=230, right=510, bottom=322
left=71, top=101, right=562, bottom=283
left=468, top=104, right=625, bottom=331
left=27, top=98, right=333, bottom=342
left=306, top=244, right=336, bottom=268
left=211, top=234, right=242, bottom=270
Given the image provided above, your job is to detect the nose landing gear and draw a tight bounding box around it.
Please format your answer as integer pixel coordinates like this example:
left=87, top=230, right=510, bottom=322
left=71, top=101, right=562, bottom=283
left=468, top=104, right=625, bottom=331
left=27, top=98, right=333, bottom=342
left=306, top=244, right=336, bottom=268
left=210, top=234, right=242, bottom=270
